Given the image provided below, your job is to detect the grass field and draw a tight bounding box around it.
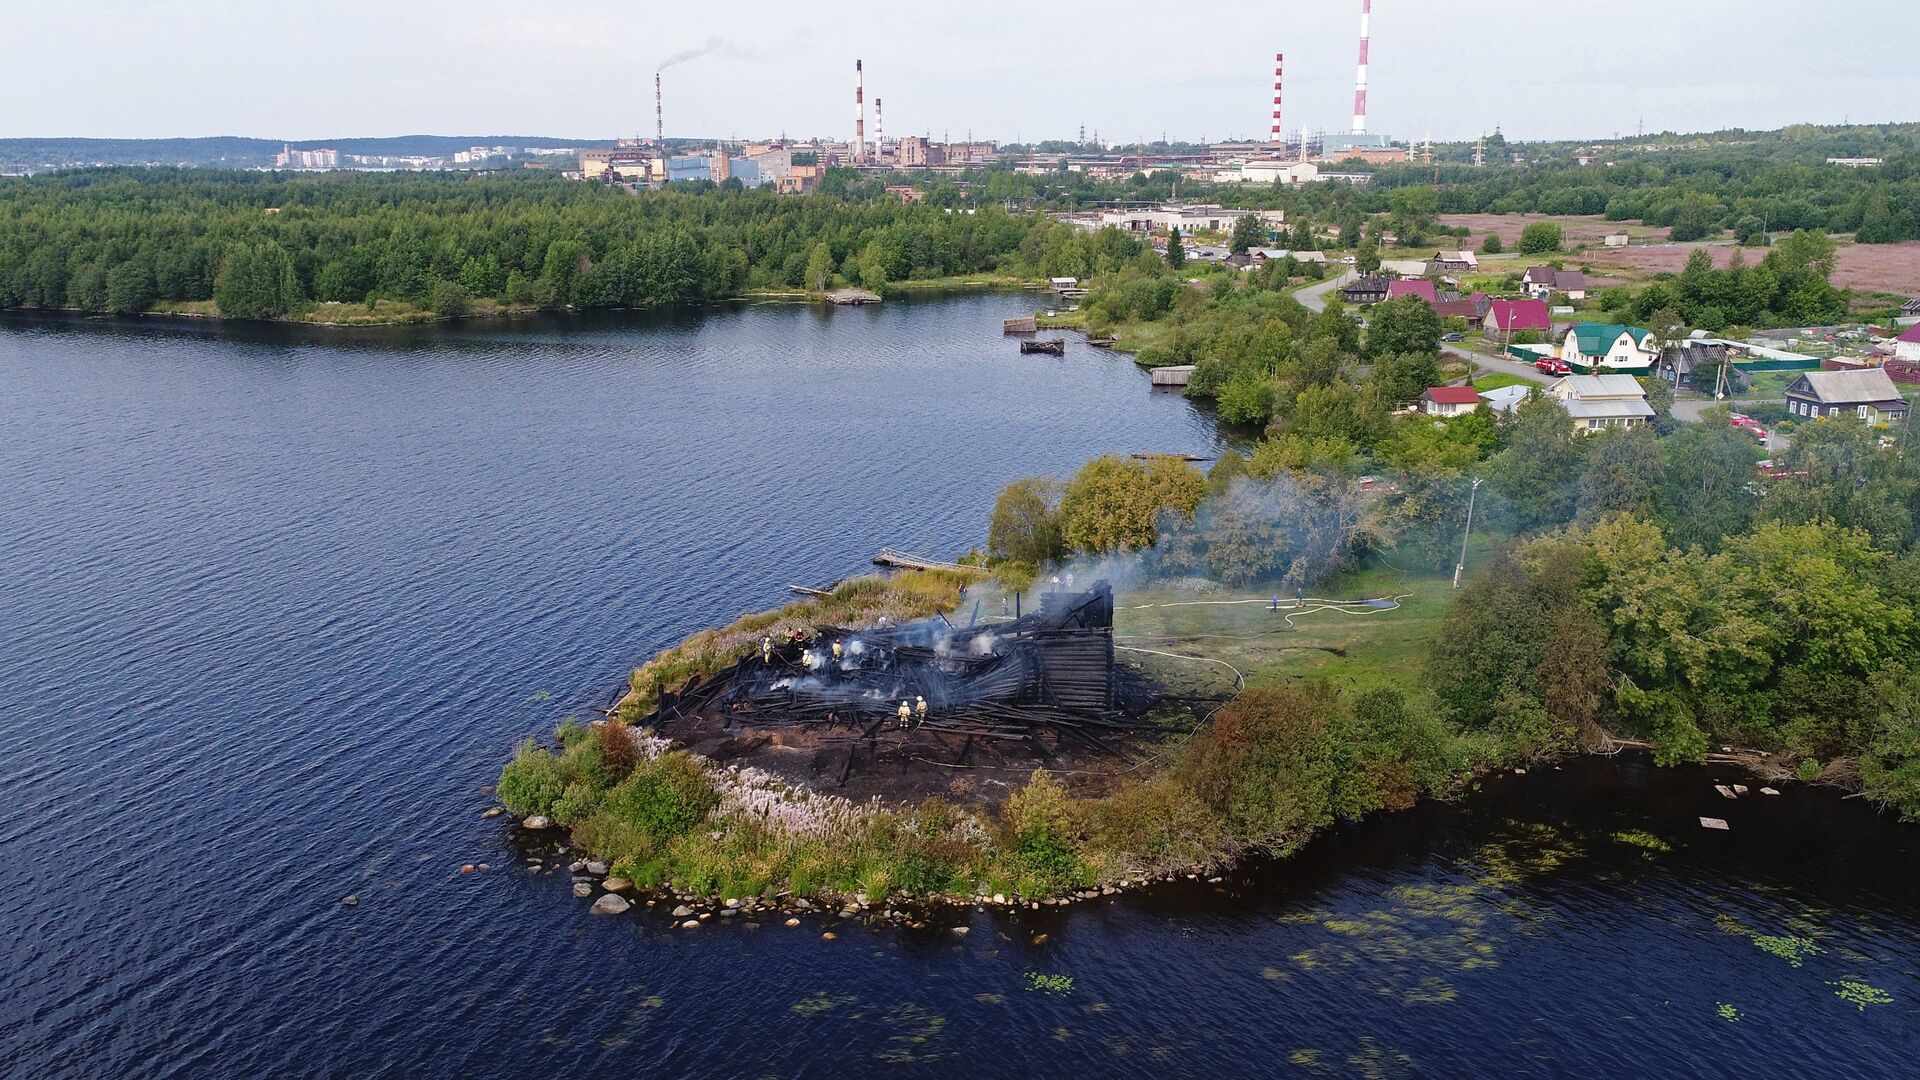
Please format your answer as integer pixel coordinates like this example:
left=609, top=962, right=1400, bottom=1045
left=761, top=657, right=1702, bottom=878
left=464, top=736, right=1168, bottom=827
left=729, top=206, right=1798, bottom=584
left=1472, top=372, right=1532, bottom=392
left=1111, top=563, right=1457, bottom=700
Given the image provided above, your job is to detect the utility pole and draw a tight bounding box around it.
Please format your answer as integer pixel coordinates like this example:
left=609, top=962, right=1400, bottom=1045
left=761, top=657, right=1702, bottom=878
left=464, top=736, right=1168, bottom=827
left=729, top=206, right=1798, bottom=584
left=1453, top=478, right=1484, bottom=590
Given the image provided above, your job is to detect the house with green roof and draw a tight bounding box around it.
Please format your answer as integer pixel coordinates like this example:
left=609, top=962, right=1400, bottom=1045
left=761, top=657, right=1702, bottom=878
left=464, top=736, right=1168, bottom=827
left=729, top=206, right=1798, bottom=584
left=1561, top=323, right=1658, bottom=374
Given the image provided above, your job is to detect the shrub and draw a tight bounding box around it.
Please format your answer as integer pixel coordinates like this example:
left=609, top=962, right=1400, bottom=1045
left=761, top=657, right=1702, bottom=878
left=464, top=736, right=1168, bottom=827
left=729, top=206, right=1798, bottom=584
left=1518, top=222, right=1564, bottom=255
left=552, top=781, right=602, bottom=826
left=596, top=720, right=638, bottom=784
left=1003, top=770, right=1082, bottom=894
left=497, top=740, right=565, bottom=817
left=1482, top=233, right=1505, bottom=254
left=602, top=752, right=719, bottom=838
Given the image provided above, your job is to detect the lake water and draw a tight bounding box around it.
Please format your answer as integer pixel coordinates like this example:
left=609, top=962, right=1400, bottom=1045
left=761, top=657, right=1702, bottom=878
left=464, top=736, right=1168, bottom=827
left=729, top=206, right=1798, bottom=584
left=3, top=296, right=1916, bottom=1078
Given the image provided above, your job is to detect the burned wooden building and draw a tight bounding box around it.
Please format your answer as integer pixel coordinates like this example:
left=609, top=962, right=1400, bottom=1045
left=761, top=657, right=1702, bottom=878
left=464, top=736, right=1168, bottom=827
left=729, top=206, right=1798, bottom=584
left=645, top=583, right=1162, bottom=764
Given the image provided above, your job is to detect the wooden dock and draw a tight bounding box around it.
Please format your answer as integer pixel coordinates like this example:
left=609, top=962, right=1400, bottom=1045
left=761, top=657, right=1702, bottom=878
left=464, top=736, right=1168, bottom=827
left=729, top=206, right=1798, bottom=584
left=1131, top=452, right=1216, bottom=463
left=872, top=548, right=986, bottom=574
left=1002, top=315, right=1038, bottom=334
left=1086, top=337, right=1118, bottom=348
left=826, top=288, right=882, bottom=306
left=1021, top=339, right=1066, bottom=355
left=1150, top=365, right=1196, bottom=387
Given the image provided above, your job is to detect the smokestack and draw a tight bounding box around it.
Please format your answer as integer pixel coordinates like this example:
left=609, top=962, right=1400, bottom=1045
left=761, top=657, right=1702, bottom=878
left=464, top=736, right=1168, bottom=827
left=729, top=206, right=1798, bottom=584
left=855, top=60, right=866, bottom=164
left=1352, top=0, right=1372, bottom=136
left=875, top=97, right=884, bottom=155
left=1269, top=52, right=1284, bottom=146
left=655, top=72, right=664, bottom=145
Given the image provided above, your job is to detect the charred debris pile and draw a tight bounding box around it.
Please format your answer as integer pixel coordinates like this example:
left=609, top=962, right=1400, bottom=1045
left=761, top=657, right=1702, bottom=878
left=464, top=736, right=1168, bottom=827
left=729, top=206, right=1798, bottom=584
left=642, top=583, right=1179, bottom=765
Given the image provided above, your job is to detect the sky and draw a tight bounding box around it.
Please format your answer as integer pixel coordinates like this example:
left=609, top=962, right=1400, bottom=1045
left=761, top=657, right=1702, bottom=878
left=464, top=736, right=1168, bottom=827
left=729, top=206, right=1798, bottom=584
left=5, top=0, right=1913, bottom=144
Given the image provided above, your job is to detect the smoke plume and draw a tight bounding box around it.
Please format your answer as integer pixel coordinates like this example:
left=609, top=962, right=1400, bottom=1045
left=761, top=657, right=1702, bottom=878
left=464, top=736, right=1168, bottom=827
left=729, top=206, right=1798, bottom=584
left=658, top=37, right=750, bottom=71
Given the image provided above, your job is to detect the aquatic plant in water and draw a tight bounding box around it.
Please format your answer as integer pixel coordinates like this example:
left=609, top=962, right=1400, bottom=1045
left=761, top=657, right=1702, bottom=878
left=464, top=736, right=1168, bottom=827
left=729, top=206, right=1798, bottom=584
left=1025, top=972, right=1075, bottom=995
left=1829, top=980, right=1893, bottom=1011
left=1717, top=1003, right=1740, bottom=1022
left=1752, top=935, right=1822, bottom=967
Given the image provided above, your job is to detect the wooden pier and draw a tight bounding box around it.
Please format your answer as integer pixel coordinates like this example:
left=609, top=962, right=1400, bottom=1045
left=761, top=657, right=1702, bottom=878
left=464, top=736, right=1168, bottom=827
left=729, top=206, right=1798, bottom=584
left=1020, top=339, right=1066, bottom=356
left=1150, top=365, right=1196, bottom=387
left=872, top=548, right=987, bottom=574
left=826, top=288, right=882, bottom=306
left=1002, top=315, right=1038, bottom=334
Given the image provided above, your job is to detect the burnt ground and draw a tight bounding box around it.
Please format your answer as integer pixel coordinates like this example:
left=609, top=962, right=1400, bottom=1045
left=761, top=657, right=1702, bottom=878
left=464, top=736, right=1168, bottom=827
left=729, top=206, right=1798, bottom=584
left=662, top=678, right=1197, bottom=808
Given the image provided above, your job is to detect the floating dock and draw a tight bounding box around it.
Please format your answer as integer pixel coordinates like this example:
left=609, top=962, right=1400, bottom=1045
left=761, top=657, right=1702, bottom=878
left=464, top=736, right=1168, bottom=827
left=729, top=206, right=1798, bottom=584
left=827, top=288, right=882, bottom=306
left=1002, top=315, right=1038, bottom=334
left=1150, top=365, right=1197, bottom=387
left=1021, top=339, right=1066, bottom=356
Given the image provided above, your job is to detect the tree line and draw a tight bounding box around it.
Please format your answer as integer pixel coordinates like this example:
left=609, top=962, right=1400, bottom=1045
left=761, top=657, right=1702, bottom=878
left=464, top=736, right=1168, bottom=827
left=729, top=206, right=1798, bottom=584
left=0, top=168, right=1125, bottom=319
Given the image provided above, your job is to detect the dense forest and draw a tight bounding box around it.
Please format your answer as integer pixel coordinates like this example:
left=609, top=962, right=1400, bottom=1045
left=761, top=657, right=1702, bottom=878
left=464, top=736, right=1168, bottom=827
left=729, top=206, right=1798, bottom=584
left=0, top=169, right=1139, bottom=320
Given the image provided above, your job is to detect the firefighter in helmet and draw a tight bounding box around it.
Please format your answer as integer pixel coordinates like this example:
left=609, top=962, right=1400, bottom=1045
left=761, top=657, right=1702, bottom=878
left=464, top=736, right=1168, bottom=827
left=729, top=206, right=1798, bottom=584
left=914, top=696, right=928, bottom=726
left=897, top=700, right=912, bottom=729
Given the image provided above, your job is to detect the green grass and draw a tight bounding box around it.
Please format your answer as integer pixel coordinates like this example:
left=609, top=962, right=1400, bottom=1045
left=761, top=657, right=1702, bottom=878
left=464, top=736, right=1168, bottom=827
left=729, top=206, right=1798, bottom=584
left=1472, top=373, right=1531, bottom=392
left=1113, top=563, right=1455, bottom=696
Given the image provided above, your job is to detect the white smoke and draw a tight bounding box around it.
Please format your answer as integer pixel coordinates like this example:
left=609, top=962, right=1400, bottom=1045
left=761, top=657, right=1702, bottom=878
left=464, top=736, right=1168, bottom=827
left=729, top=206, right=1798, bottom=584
left=657, top=37, right=753, bottom=71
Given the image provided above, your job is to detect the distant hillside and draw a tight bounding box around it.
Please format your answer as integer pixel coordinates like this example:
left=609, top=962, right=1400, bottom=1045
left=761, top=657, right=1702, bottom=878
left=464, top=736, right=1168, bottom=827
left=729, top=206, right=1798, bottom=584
left=0, top=136, right=616, bottom=170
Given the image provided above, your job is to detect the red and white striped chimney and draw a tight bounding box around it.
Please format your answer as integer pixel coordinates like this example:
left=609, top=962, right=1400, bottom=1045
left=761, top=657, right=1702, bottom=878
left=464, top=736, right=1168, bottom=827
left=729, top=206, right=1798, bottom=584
left=1352, top=0, right=1371, bottom=136
left=855, top=60, right=866, bottom=163
left=1269, top=53, right=1284, bottom=145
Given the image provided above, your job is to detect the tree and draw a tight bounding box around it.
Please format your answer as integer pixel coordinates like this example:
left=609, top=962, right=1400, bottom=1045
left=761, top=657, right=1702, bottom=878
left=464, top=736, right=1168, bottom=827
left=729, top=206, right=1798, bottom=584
left=1368, top=351, right=1442, bottom=405
left=803, top=243, right=836, bottom=292
left=104, top=260, right=154, bottom=314
left=1733, top=215, right=1769, bottom=246
left=1165, top=230, right=1186, bottom=269
left=1517, top=221, right=1564, bottom=254
left=1057, top=455, right=1205, bottom=554
left=1656, top=419, right=1762, bottom=551
left=1481, top=233, right=1504, bottom=254
left=1229, top=214, right=1264, bottom=255
left=987, top=478, right=1066, bottom=565
left=1486, top=395, right=1583, bottom=531
left=213, top=242, right=303, bottom=319
left=1575, top=427, right=1665, bottom=524
left=1354, top=236, right=1380, bottom=273
left=1366, top=296, right=1443, bottom=358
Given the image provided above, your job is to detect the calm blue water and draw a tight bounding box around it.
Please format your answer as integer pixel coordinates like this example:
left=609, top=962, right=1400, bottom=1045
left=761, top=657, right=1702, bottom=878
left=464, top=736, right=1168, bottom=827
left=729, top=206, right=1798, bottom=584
left=3, top=297, right=1916, bottom=1078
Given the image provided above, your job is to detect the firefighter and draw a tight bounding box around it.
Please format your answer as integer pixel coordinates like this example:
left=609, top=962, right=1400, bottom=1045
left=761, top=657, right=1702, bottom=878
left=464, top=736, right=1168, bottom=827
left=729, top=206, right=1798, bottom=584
left=800, top=647, right=815, bottom=669
left=914, top=695, right=928, bottom=726
left=761, top=636, right=773, bottom=663
left=832, top=639, right=844, bottom=662
left=897, top=700, right=912, bottom=729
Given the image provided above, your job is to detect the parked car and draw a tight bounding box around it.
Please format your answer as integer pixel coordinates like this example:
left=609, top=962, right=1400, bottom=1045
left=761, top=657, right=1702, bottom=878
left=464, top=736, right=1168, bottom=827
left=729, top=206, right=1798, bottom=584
left=1533, top=357, right=1572, bottom=376
left=1729, top=413, right=1769, bottom=442
left=1441, top=332, right=1464, bottom=342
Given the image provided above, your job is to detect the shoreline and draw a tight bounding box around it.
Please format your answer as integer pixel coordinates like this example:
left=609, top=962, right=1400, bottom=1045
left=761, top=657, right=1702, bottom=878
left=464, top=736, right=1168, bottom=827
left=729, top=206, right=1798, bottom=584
left=2, top=276, right=1045, bottom=330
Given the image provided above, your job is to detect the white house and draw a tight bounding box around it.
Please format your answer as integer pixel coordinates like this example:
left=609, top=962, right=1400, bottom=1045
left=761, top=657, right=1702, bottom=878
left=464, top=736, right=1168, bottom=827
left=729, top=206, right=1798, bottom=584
left=1547, top=374, right=1656, bottom=433
left=1380, top=259, right=1429, bottom=278
left=1522, top=266, right=1590, bottom=301
left=1896, top=323, right=1920, bottom=364
left=1562, top=323, right=1658, bottom=374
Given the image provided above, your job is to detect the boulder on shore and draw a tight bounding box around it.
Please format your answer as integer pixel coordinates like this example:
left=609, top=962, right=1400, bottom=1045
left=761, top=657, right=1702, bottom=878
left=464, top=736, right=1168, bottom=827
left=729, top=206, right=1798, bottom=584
left=522, top=815, right=552, bottom=830
left=573, top=881, right=593, bottom=898
left=602, top=877, right=633, bottom=894
left=671, top=905, right=694, bottom=918
left=589, top=894, right=632, bottom=915
left=585, top=861, right=608, bottom=876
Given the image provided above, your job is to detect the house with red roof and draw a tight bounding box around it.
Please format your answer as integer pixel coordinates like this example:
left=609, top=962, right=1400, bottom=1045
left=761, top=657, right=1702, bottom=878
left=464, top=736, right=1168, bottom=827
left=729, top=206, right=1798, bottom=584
left=1433, top=293, right=1493, bottom=321
left=1419, top=385, right=1483, bottom=417
left=1388, top=278, right=1438, bottom=303
left=1896, top=322, right=1920, bottom=365
left=1481, top=299, right=1552, bottom=338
